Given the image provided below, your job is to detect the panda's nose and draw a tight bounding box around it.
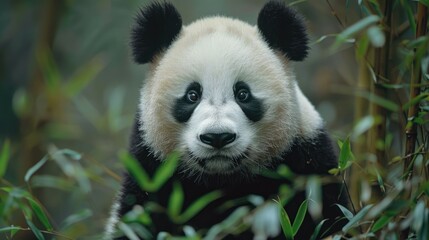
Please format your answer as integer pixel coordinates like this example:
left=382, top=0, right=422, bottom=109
left=199, top=132, right=236, bottom=149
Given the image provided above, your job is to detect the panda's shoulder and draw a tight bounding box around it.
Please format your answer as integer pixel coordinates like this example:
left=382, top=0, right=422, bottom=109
left=282, top=129, right=338, bottom=174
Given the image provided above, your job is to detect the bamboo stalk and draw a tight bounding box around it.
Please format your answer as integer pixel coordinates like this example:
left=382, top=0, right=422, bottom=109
left=350, top=55, right=371, bottom=210
left=18, top=0, right=62, bottom=238
left=369, top=0, right=393, bottom=168
left=404, top=3, right=428, bottom=180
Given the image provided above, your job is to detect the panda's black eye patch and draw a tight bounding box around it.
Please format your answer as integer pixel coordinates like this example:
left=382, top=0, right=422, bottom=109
left=173, top=82, right=202, bottom=123
left=234, top=81, right=265, bottom=122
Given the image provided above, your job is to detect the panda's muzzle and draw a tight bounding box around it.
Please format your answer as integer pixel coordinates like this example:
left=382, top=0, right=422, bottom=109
left=199, top=132, right=236, bottom=149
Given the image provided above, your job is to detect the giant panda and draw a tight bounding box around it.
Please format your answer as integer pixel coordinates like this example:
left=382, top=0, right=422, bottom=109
left=105, top=1, right=349, bottom=239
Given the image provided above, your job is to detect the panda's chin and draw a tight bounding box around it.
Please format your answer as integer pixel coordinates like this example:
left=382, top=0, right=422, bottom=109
left=197, top=155, right=242, bottom=174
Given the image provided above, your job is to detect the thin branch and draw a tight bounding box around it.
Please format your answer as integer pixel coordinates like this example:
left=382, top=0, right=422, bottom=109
left=326, top=0, right=345, bottom=29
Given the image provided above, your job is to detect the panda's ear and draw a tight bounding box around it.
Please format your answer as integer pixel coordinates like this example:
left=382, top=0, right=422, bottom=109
left=131, top=2, right=182, bottom=64
left=257, top=1, right=309, bottom=61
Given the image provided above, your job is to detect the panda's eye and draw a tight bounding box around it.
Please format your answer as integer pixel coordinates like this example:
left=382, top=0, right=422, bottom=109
left=236, top=89, right=249, bottom=102
left=187, top=90, right=200, bottom=103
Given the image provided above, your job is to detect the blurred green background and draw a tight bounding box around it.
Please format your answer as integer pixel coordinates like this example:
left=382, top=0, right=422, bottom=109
left=0, top=0, right=393, bottom=239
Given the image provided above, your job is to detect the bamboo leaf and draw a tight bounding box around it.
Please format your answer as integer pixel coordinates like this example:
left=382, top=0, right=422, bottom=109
left=117, top=222, right=139, bottom=240
left=276, top=200, right=294, bottom=240
left=24, top=156, right=49, bottom=182
left=354, top=89, right=400, bottom=112
left=356, top=35, right=369, bottom=59
left=403, top=93, right=429, bottom=110
left=333, top=15, right=380, bottom=48
left=0, top=140, right=11, bottom=178
left=306, top=177, right=322, bottom=220
left=338, top=137, right=354, bottom=170
left=65, top=56, right=104, bottom=97
left=118, top=150, right=152, bottom=191
left=342, top=204, right=373, bottom=233
left=26, top=218, right=46, bottom=240
left=152, top=151, right=180, bottom=189
left=309, top=219, right=329, bottom=240
left=400, top=0, right=417, bottom=34
left=0, top=226, right=22, bottom=237
left=61, top=209, right=92, bottom=229
left=371, top=215, right=393, bottom=232
left=335, top=204, right=354, bottom=220
left=36, top=48, right=61, bottom=91
left=367, top=25, right=385, bottom=47
left=25, top=197, right=53, bottom=231
left=420, top=0, right=429, bottom=7
left=177, top=190, right=222, bottom=224
left=30, top=175, right=75, bottom=190
left=292, top=199, right=308, bottom=235
left=59, top=149, right=82, bottom=161
left=168, top=181, right=184, bottom=218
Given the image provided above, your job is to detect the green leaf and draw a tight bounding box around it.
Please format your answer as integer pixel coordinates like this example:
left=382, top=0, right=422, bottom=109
left=26, top=218, right=46, bottom=240
left=61, top=209, right=92, bottom=229
left=356, top=34, right=370, bottom=59
left=342, top=204, right=373, bottom=233
left=276, top=200, right=294, bottom=240
left=352, top=115, right=377, bottom=139
left=306, top=177, right=322, bottom=219
left=24, top=156, right=49, bottom=182
left=205, top=206, right=249, bottom=239
left=371, top=215, right=392, bottom=232
left=365, top=91, right=400, bottom=112
left=400, top=0, right=416, bottom=34
left=412, top=201, right=425, bottom=231
left=117, top=222, right=140, bottom=240
left=338, top=137, right=353, bottom=170
left=292, top=199, right=308, bottom=235
left=65, top=56, right=104, bottom=97
left=25, top=197, right=53, bottom=231
left=0, top=140, right=11, bottom=178
left=168, top=181, right=184, bottom=218
left=336, top=204, right=354, bottom=220
left=30, top=175, right=75, bottom=190
left=177, top=190, right=222, bottom=224
left=403, top=93, right=429, bottom=110
left=60, top=149, right=82, bottom=161
left=420, top=0, right=429, bottom=7
left=152, top=151, right=180, bottom=189
left=333, top=15, right=380, bottom=48
left=12, top=88, right=29, bottom=117
left=118, top=150, right=152, bottom=191
left=0, top=226, right=22, bottom=237
left=328, top=168, right=339, bottom=175
left=36, top=48, right=61, bottom=92
left=367, top=25, right=385, bottom=47
left=375, top=169, right=385, bottom=193
left=309, top=219, right=328, bottom=240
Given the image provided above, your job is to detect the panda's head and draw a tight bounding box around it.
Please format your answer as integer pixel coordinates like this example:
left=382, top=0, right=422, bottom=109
left=132, top=1, right=322, bottom=177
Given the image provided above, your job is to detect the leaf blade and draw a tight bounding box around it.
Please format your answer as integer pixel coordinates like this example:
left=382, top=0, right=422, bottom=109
left=292, top=199, right=308, bottom=235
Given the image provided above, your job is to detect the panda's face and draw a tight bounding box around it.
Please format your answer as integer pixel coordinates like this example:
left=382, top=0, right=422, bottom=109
left=139, top=17, right=302, bottom=176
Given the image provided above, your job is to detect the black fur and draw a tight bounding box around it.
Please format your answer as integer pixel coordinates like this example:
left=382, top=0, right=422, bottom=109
left=234, top=81, right=265, bottom=122
left=131, top=2, right=182, bottom=64
left=172, top=82, right=202, bottom=123
left=257, top=1, right=309, bottom=61
left=113, top=117, right=348, bottom=239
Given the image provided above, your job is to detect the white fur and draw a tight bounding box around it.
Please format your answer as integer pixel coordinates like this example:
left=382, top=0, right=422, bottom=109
left=139, top=17, right=323, bottom=175
left=104, top=201, right=120, bottom=240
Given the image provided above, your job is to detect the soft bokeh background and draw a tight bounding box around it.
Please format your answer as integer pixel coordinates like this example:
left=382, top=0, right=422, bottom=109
left=1, top=0, right=408, bottom=239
